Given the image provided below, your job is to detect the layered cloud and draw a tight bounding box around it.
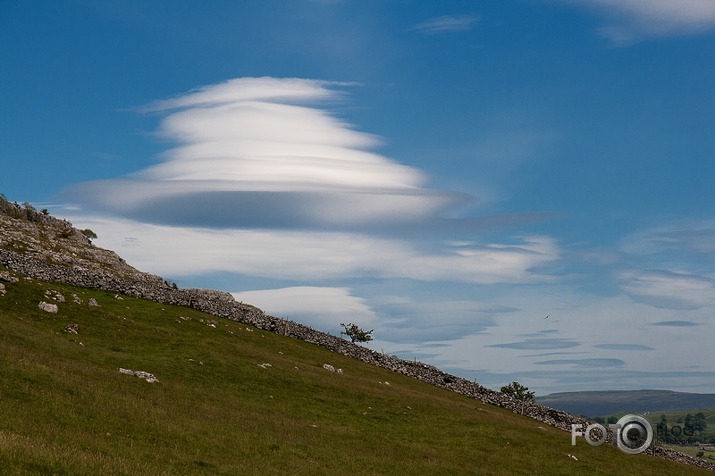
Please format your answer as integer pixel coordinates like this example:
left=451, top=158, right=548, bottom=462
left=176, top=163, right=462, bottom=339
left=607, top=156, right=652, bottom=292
left=379, top=290, right=715, bottom=392
left=65, top=214, right=558, bottom=285
left=62, top=76, right=560, bottom=289
left=619, top=269, right=715, bottom=310
left=64, top=77, right=456, bottom=229
left=617, top=221, right=715, bottom=310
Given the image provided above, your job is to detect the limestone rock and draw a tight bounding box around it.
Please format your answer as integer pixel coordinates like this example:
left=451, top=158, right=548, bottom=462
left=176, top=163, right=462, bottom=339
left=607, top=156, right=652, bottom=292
left=0, top=271, right=19, bottom=283
left=119, top=368, right=158, bottom=383
left=38, top=301, right=58, bottom=313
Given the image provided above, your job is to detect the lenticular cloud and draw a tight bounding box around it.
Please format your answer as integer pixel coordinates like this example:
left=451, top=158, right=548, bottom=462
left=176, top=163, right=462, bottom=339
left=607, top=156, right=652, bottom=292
left=66, top=77, right=454, bottom=228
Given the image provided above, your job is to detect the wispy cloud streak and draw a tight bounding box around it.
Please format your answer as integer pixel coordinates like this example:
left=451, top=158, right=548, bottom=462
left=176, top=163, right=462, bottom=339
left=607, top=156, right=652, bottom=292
left=567, top=0, right=715, bottom=43
left=412, top=14, right=478, bottom=34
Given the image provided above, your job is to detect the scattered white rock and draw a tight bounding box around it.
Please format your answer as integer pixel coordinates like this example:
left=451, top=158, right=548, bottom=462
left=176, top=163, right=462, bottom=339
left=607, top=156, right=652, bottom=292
left=88, top=297, right=100, bottom=307
left=64, top=323, right=79, bottom=334
left=257, top=363, right=272, bottom=369
left=114, top=294, right=124, bottom=300
left=0, top=271, right=19, bottom=284
left=72, top=293, right=83, bottom=305
left=119, top=368, right=158, bottom=383
left=323, top=363, right=342, bottom=373
left=38, top=301, right=58, bottom=313
left=0, top=283, right=5, bottom=296
left=44, top=289, right=65, bottom=302
left=568, top=454, right=578, bottom=461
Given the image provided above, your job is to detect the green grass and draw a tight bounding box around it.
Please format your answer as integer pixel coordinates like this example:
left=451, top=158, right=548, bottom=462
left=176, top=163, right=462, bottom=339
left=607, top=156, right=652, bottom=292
left=0, top=265, right=712, bottom=475
left=662, top=444, right=715, bottom=459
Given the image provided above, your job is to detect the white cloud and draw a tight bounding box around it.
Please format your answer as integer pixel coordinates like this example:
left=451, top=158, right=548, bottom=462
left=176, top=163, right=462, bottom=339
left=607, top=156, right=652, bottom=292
left=616, top=220, right=715, bottom=309
left=65, top=214, right=559, bottom=285
left=65, top=77, right=455, bottom=228
left=376, top=290, right=715, bottom=393
left=569, top=0, right=715, bottom=43
left=232, top=286, right=376, bottom=330
left=619, top=269, right=715, bottom=310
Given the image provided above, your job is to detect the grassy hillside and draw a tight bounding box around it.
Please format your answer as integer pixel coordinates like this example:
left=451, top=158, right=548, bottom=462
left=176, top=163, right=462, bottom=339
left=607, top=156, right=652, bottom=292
left=0, top=265, right=712, bottom=475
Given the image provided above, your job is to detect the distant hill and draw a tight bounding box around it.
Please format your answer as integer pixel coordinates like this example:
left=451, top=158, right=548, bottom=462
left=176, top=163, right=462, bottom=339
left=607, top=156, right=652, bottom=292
left=538, top=390, right=715, bottom=417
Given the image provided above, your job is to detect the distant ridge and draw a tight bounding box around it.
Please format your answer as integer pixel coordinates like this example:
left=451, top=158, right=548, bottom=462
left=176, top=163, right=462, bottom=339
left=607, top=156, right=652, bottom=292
left=538, top=390, right=715, bottom=417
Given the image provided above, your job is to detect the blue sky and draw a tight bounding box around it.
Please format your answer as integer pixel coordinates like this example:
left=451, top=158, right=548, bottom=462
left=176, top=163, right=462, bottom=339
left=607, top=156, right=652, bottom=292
left=2, top=0, right=714, bottom=395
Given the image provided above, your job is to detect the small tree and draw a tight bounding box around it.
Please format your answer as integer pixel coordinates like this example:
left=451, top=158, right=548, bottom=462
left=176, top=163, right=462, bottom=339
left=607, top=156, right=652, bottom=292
left=340, top=322, right=373, bottom=343
left=80, top=228, right=98, bottom=242
left=500, top=381, right=535, bottom=414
